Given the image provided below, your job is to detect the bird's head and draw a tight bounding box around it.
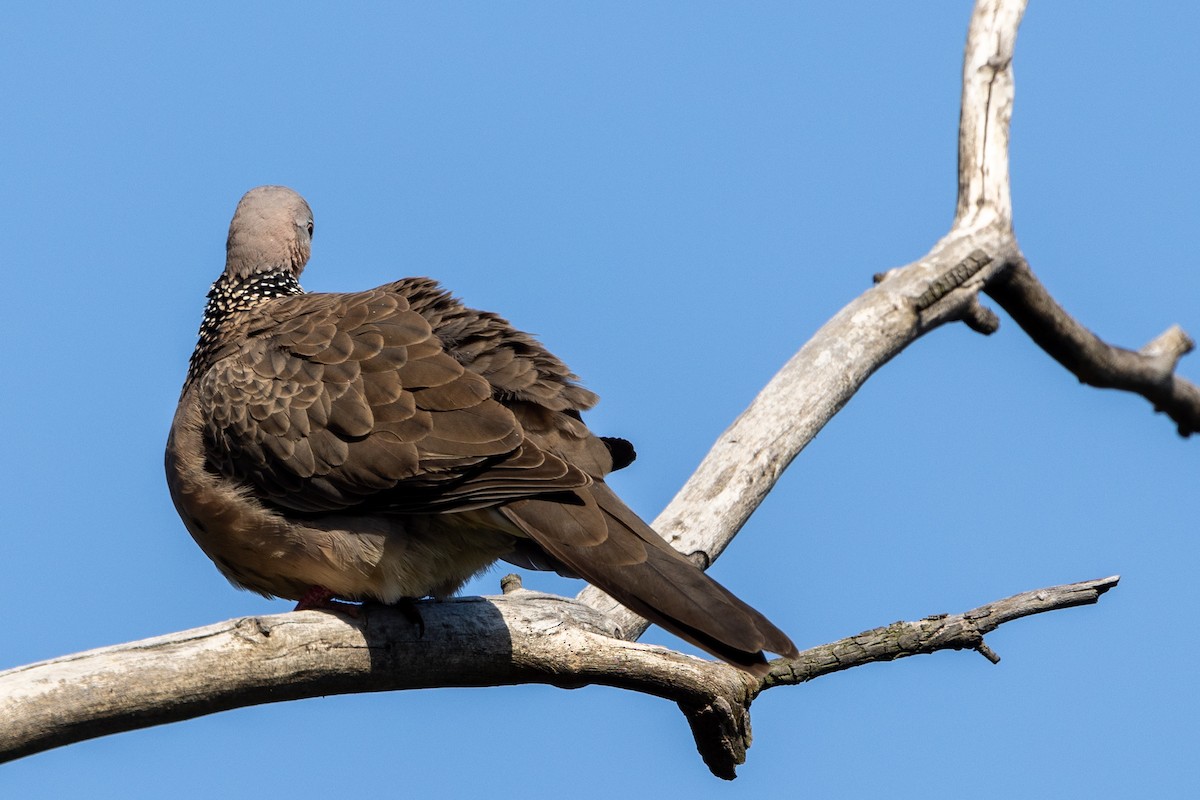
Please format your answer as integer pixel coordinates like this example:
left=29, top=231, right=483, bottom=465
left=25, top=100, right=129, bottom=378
left=224, top=185, right=314, bottom=280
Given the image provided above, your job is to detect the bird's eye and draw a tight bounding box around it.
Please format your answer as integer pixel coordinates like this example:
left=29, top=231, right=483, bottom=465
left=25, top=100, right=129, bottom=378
left=307, top=221, right=314, bottom=237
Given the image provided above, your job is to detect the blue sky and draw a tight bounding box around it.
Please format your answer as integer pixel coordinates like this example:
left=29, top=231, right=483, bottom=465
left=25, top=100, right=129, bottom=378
left=2, top=3, right=1196, bottom=797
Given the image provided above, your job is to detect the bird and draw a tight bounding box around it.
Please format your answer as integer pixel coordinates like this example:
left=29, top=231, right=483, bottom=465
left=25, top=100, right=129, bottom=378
left=166, top=185, right=798, bottom=675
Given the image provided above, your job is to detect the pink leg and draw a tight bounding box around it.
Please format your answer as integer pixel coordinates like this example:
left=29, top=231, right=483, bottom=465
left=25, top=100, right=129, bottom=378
left=294, top=585, right=361, bottom=618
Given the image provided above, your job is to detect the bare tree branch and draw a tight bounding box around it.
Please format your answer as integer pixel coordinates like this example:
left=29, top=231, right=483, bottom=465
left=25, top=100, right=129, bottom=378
left=956, top=0, right=1199, bottom=435
left=985, top=258, right=1200, bottom=435
left=770, top=575, right=1120, bottom=688
left=0, top=576, right=1118, bottom=779
left=0, top=589, right=725, bottom=765
left=955, top=0, right=1023, bottom=231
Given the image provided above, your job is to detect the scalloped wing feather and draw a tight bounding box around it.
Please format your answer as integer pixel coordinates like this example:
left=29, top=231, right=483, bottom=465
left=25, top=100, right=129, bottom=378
left=198, top=284, right=597, bottom=515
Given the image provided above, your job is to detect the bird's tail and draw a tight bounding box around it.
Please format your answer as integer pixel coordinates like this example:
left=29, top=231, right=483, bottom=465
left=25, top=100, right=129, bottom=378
left=501, top=481, right=798, bottom=675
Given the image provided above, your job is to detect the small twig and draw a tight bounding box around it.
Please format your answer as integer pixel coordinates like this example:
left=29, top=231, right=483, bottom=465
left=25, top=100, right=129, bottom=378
left=764, top=576, right=1119, bottom=688
left=960, top=296, right=1001, bottom=334
left=974, top=642, right=1002, bottom=664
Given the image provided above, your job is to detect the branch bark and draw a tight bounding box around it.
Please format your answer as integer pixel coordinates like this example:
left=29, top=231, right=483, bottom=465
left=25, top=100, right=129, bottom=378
left=1, top=0, right=1187, bottom=779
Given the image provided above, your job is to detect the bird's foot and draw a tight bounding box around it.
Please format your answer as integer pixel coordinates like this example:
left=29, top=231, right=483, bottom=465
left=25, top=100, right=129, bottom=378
left=294, top=585, right=362, bottom=618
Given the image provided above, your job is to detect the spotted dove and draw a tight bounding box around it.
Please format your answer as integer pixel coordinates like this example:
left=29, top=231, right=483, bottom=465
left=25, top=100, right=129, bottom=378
left=166, top=185, right=798, bottom=674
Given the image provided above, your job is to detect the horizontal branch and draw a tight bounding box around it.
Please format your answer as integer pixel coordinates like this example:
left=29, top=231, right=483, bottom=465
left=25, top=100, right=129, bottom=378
left=0, top=576, right=1119, bottom=780
left=986, top=258, right=1200, bottom=436
left=0, top=590, right=751, bottom=769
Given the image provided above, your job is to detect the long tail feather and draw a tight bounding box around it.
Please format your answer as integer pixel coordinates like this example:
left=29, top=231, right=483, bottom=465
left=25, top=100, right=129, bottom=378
left=501, top=482, right=798, bottom=675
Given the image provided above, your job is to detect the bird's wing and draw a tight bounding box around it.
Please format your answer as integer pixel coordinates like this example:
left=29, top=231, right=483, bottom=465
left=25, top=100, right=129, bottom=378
left=197, top=285, right=591, bottom=514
